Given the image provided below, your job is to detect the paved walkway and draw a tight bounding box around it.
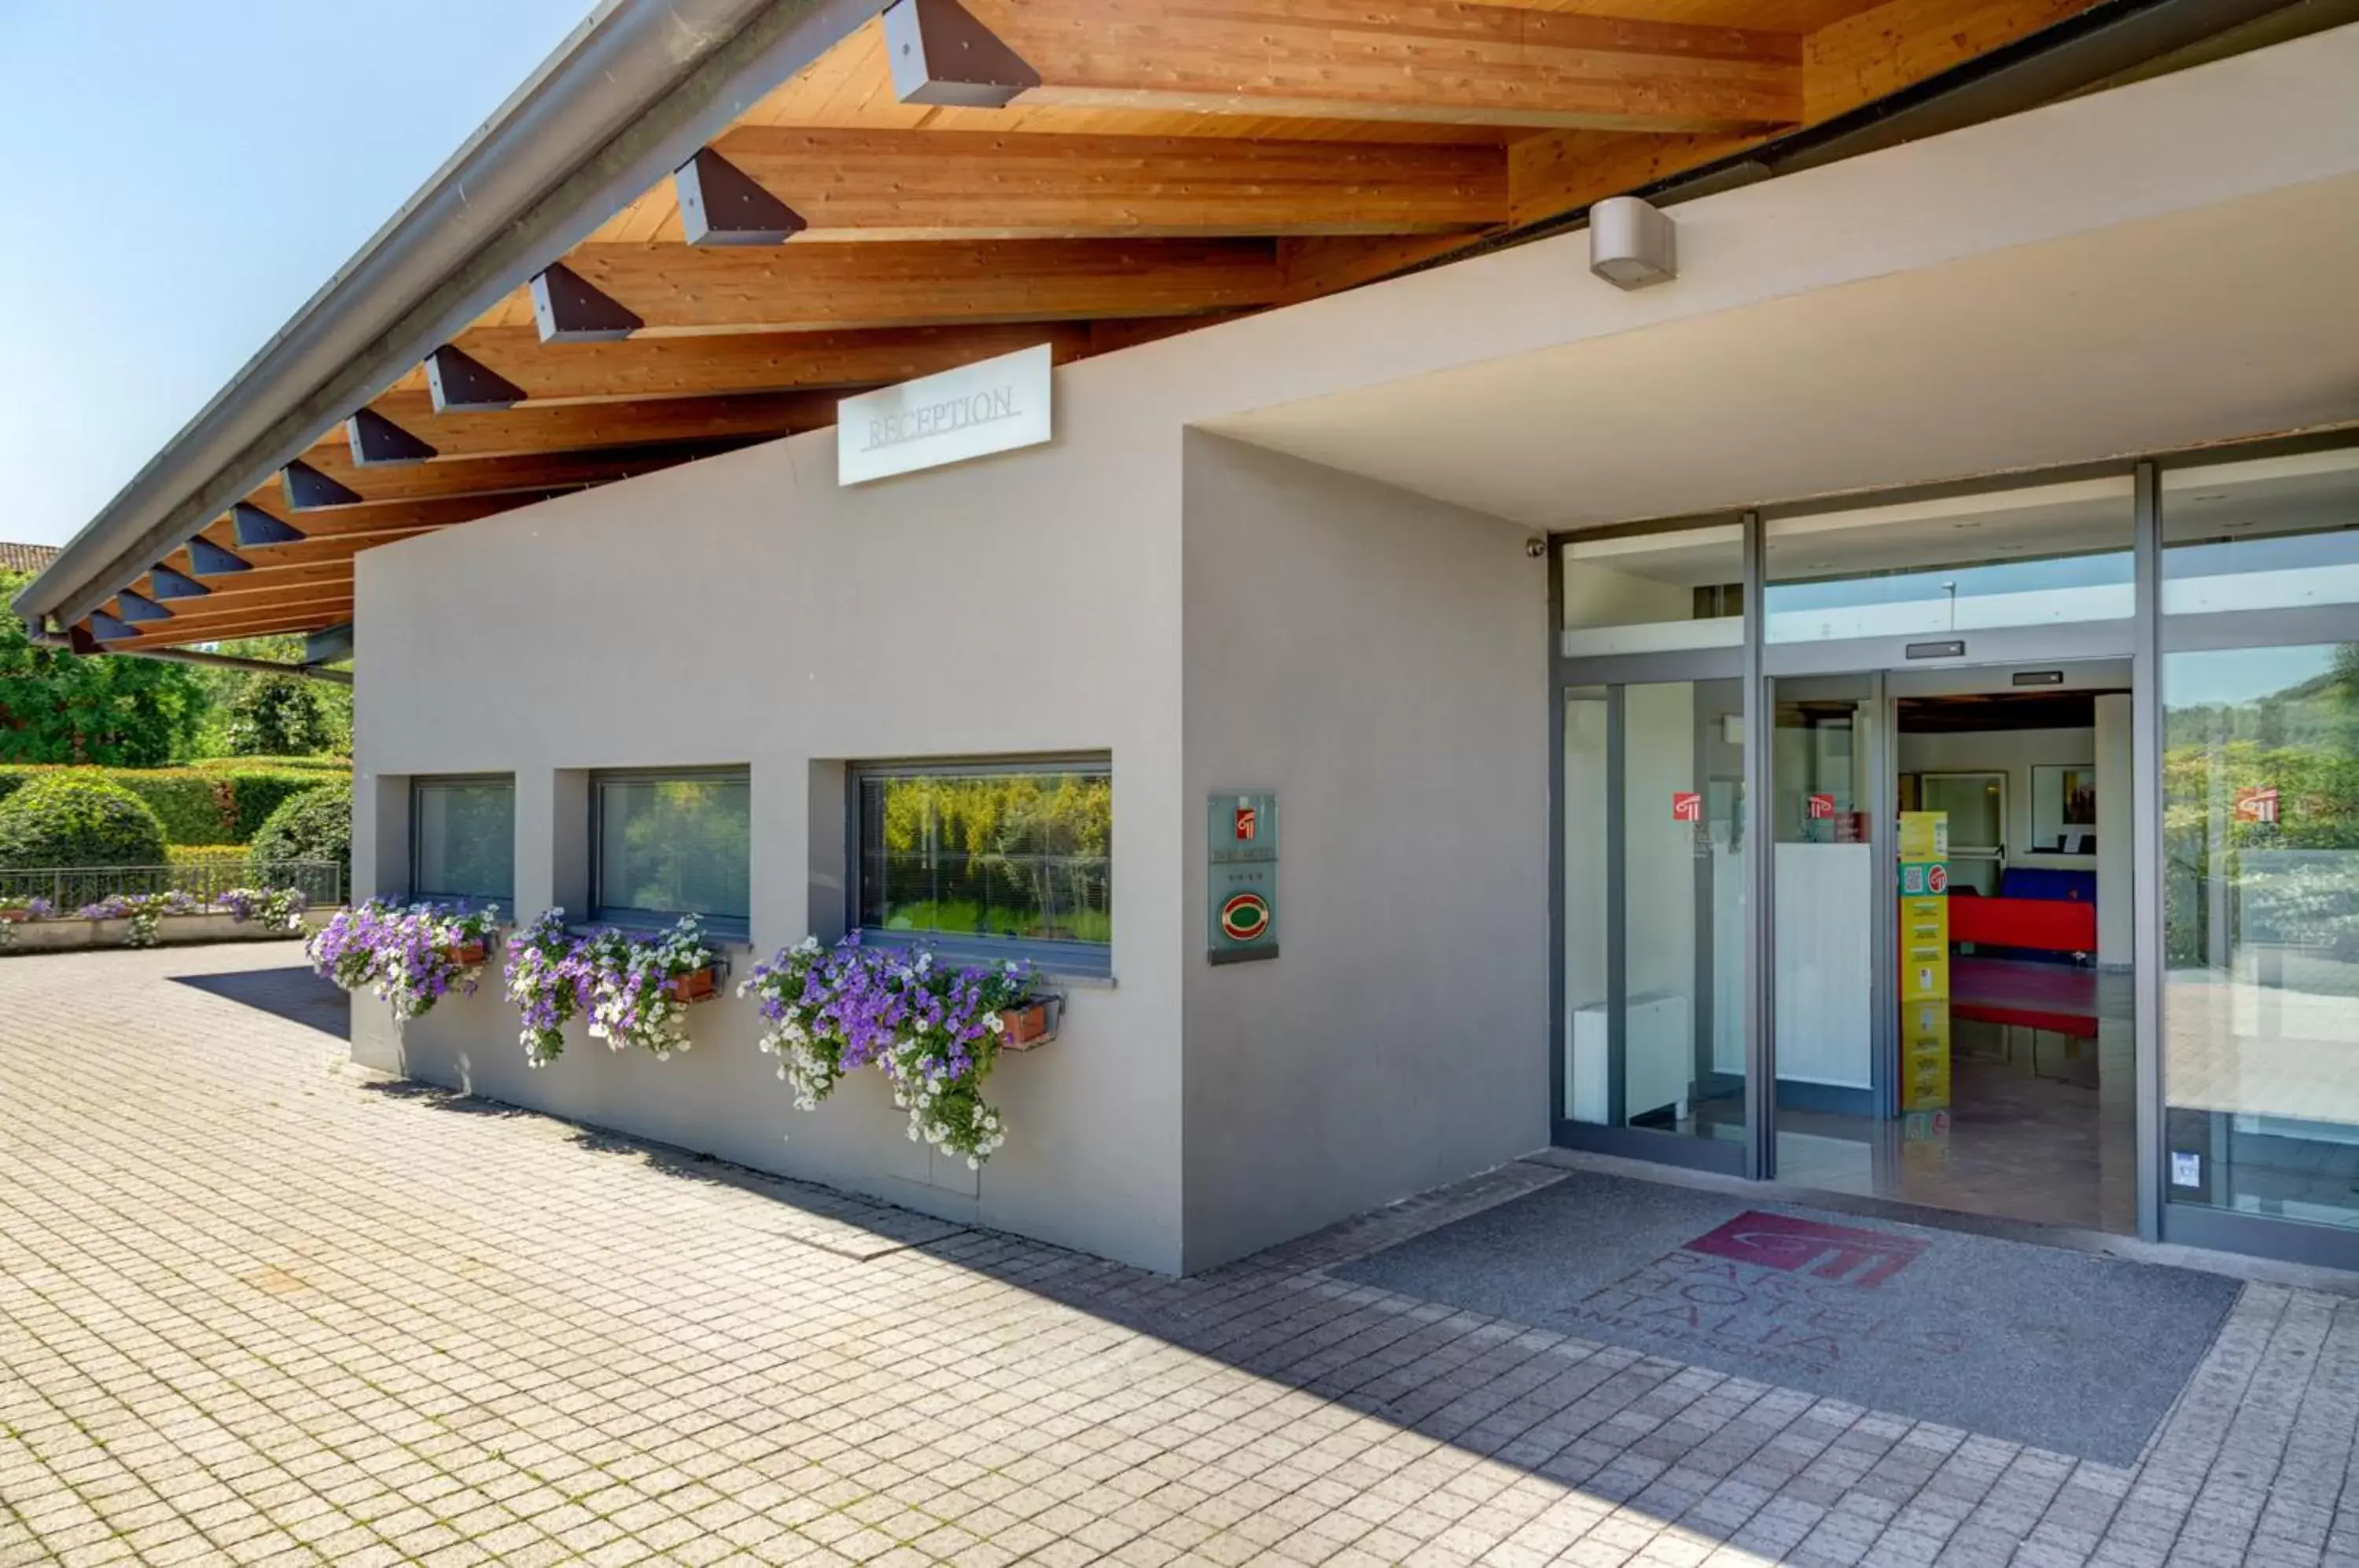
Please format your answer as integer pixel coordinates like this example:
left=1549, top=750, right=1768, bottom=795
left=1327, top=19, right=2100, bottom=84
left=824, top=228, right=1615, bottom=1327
left=2, top=946, right=2356, bottom=1568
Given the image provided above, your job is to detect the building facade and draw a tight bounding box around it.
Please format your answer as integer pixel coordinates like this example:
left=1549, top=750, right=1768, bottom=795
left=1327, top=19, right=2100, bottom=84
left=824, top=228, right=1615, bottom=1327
left=346, top=28, right=2359, bottom=1272
left=22, top=3, right=2359, bottom=1276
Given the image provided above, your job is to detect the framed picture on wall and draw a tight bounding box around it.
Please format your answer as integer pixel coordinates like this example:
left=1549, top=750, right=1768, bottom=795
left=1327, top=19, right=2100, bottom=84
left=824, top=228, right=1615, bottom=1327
left=2033, top=764, right=2097, bottom=852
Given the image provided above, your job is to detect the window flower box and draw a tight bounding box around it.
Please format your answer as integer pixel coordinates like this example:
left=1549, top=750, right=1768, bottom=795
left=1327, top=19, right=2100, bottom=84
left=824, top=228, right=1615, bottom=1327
left=998, top=993, right=1063, bottom=1051
left=667, top=964, right=723, bottom=1005
left=442, top=939, right=491, bottom=966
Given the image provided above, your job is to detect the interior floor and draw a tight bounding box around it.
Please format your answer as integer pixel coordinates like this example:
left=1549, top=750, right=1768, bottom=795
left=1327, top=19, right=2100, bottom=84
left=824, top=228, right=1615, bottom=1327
left=1777, top=968, right=2137, bottom=1234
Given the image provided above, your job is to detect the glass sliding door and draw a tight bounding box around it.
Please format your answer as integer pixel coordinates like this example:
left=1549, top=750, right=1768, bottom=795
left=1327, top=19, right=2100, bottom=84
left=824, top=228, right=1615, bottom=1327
left=2162, top=643, right=2359, bottom=1234
left=1559, top=676, right=1748, bottom=1168
left=1765, top=675, right=1886, bottom=1187
left=2159, top=443, right=2359, bottom=1260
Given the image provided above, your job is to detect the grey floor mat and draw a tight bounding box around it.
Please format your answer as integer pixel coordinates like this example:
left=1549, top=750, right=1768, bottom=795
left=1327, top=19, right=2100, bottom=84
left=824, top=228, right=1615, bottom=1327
left=1334, top=1171, right=2239, bottom=1464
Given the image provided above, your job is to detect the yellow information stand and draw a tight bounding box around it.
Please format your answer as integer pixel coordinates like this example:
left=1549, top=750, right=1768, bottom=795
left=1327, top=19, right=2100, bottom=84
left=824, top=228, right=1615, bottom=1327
left=1897, top=811, right=1951, bottom=1111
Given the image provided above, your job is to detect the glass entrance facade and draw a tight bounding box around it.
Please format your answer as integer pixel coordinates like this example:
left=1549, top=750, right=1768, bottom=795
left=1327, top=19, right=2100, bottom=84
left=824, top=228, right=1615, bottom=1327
left=1553, top=436, right=2359, bottom=1268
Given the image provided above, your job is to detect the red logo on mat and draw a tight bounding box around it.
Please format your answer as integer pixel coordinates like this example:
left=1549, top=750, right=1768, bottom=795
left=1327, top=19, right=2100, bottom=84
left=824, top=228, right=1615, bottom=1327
left=1687, top=1212, right=1927, bottom=1290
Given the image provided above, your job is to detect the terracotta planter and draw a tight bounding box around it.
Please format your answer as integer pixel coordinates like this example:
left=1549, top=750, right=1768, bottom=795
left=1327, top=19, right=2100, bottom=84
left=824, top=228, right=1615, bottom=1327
left=667, top=966, right=719, bottom=1004
left=999, top=996, right=1059, bottom=1051
left=442, top=940, right=489, bottom=966
left=0, top=909, right=30, bottom=925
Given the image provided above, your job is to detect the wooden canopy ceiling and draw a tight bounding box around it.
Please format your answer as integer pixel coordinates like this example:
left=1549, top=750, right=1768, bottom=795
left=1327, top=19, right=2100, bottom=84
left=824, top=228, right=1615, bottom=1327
left=83, top=0, right=2114, bottom=654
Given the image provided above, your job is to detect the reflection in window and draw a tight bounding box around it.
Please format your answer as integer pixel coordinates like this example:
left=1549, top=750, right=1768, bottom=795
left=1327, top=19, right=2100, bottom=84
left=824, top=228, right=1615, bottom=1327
left=592, top=771, right=751, bottom=933
left=1560, top=524, right=1743, bottom=657
left=1765, top=478, right=2133, bottom=643
left=412, top=776, right=514, bottom=905
left=2163, top=449, right=2359, bottom=616
left=856, top=763, right=1111, bottom=958
left=2164, top=643, right=2359, bottom=1229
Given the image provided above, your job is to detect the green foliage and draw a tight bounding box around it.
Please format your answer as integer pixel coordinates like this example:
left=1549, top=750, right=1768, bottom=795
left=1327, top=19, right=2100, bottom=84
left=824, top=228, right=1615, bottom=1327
left=252, top=781, right=351, bottom=888
left=869, top=771, right=1112, bottom=942
left=186, top=635, right=352, bottom=760
left=167, top=843, right=257, bottom=872
left=0, top=568, right=209, bottom=765
left=188, top=754, right=349, bottom=773
left=0, top=764, right=337, bottom=845
left=0, top=775, right=169, bottom=870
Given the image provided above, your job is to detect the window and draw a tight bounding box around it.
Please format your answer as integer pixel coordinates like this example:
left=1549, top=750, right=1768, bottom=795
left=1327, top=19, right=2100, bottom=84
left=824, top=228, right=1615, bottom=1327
left=854, top=759, right=1111, bottom=969
left=410, top=775, right=514, bottom=906
left=2163, top=448, right=2359, bottom=616
left=591, top=769, right=751, bottom=937
left=1764, top=477, right=2133, bottom=643
left=1560, top=523, right=1743, bottom=657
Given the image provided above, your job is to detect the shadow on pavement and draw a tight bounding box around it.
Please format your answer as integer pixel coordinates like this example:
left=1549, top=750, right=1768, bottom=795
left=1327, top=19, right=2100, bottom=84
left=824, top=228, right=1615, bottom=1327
left=170, top=964, right=349, bottom=1039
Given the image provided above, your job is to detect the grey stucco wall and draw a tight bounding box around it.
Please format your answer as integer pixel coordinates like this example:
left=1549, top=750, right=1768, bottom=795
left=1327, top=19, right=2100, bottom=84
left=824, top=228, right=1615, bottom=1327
left=351, top=384, right=1190, bottom=1272
left=1178, top=435, right=1551, bottom=1272
left=339, top=34, right=2357, bottom=1272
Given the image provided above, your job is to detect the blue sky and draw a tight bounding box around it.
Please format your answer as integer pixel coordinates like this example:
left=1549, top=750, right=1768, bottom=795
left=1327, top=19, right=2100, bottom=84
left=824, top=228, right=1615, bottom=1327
left=0, top=2, right=591, bottom=549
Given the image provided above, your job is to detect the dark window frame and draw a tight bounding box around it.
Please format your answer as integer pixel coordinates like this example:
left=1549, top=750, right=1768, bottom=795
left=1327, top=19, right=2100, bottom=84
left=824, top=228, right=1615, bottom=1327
left=588, top=766, right=753, bottom=940
left=848, top=754, right=1113, bottom=976
left=409, top=773, right=517, bottom=908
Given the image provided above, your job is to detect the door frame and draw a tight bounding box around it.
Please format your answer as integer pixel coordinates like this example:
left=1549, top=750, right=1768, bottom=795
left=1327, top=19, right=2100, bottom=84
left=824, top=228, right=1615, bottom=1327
left=1552, top=483, right=2166, bottom=1231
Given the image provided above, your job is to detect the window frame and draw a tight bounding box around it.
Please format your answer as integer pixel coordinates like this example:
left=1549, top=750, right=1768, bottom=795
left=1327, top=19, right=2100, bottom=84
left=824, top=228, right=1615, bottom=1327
left=408, top=773, right=517, bottom=908
left=587, top=765, right=753, bottom=940
left=848, top=753, right=1113, bottom=977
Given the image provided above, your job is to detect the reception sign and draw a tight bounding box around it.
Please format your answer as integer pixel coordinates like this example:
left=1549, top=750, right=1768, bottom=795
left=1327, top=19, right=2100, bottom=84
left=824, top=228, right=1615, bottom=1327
left=1208, top=791, right=1279, bottom=964
left=838, top=343, right=1053, bottom=484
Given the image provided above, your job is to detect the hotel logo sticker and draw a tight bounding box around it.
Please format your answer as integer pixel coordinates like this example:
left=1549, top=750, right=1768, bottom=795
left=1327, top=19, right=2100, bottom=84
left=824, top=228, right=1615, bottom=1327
left=838, top=342, right=1053, bottom=485
left=1208, top=791, right=1279, bottom=964
left=1556, top=1210, right=1958, bottom=1375
left=1672, top=791, right=1702, bottom=823
left=2235, top=786, right=2280, bottom=826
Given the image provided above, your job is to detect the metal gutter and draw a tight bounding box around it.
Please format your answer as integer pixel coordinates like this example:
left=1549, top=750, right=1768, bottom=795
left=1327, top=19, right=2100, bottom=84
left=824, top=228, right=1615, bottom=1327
left=101, top=644, right=354, bottom=686
left=15, top=0, right=885, bottom=636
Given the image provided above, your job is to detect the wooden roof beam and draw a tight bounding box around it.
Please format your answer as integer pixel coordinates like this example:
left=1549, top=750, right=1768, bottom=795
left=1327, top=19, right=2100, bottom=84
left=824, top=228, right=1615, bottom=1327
left=504, top=239, right=1279, bottom=338
left=889, top=0, right=1802, bottom=133
left=399, top=320, right=1121, bottom=407
left=209, top=494, right=572, bottom=555
left=260, top=445, right=722, bottom=515
left=321, top=390, right=845, bottom=465
left=692, top=128, right=1504, bottom=241
left=1281, top=0, right=2119, bottom=300
left=108, top=598, right=359, bottom=649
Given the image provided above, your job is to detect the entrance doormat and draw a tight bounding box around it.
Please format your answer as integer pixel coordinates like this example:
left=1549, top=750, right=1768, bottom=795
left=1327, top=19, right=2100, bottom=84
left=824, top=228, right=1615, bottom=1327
left=1332, top=1172, right=2239, bottom=1464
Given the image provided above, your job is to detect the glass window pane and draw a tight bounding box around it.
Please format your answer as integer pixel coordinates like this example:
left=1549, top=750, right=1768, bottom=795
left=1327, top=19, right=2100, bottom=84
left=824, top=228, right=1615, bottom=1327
left=412, top=778, right=513, bottom=904
left=1564, top=680, right=1746, bottom=1141
left=2165, top=643, right=2359, bottom=1229
left=1765, top=478, right=2133, bottom=643
left=2162, top=449, right=2359, bottom=616
left=857, top=767, right=1111, bottom=949
left=594, top=774, right=750, bottom=927
left=1560, top=524, right=1743, bottom=657
left=1768, top=679, right=1878, bottom=1187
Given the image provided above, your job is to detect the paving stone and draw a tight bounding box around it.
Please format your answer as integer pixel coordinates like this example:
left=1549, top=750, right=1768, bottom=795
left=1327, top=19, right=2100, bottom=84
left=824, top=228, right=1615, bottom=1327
left=0, top=946, right=2352, bottom=1568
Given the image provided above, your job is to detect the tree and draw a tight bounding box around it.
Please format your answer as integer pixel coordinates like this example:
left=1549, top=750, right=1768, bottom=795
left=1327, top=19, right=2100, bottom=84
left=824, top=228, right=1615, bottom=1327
left=192, top=634, right=352, bottom=758
left=0, top=569, right=208, bottom=765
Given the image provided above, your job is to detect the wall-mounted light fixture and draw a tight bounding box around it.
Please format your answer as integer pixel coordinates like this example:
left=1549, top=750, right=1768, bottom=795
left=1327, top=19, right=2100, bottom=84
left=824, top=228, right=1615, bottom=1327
left=1590, top=196, right=1676, bottom=290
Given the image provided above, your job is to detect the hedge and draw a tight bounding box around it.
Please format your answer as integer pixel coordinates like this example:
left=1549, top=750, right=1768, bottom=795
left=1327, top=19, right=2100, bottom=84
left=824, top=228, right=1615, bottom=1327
left=0, top=776, right=171, bottom=872
left=167, top=844, right=259, bottom=872
left=0, top=765, right=340, bottom=845
left=252, top=782, right=351, bottom=889
left=188, top=756, right=350, bottom=774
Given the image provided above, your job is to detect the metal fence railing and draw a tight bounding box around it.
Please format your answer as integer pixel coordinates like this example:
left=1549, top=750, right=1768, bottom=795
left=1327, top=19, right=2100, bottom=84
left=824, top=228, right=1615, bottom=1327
left=0, top=861, right=344, bottom=915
